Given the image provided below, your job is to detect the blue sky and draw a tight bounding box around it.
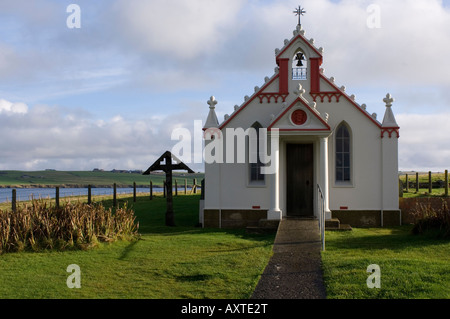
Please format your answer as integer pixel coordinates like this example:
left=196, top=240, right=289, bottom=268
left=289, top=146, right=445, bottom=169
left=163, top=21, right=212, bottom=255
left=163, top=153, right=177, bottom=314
left=0, top=0, right=450, bottom=172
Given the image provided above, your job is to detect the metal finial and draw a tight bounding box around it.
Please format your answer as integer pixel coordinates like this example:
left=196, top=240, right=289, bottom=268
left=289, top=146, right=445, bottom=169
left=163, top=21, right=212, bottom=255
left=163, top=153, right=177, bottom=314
left=293, top=6, right=306, bottom=26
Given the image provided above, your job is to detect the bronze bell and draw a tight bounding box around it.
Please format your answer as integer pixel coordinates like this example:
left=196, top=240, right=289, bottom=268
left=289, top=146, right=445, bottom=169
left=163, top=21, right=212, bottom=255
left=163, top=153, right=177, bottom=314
left=295, top=53, right=305, bottom=67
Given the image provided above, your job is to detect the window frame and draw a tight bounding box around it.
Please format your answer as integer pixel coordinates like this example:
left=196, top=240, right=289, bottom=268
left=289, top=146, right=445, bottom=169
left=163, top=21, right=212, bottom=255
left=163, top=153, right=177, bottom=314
left=247, top=122, right=266, bottom=187
left=334, top=122, right=353, bottom=187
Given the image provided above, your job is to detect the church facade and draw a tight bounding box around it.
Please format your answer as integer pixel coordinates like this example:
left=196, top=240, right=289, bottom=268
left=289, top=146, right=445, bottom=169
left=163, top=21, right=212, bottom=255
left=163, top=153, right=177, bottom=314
left=200, top=24, right=400, bottom=229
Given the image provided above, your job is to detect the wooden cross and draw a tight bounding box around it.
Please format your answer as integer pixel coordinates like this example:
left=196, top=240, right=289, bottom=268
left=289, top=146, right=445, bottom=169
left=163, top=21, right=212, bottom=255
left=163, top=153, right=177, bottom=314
left=143, top=151, right=194, bottom=226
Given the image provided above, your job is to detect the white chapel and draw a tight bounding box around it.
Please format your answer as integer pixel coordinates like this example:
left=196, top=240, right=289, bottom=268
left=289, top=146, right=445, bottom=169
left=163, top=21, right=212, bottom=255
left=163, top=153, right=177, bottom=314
left=200, top=16, right=400, bottom=229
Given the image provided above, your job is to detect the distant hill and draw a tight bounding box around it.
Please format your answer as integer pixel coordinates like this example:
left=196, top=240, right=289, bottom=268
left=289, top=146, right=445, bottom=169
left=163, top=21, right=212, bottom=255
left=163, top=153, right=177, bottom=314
left=0, top=170, right=204, bottom=188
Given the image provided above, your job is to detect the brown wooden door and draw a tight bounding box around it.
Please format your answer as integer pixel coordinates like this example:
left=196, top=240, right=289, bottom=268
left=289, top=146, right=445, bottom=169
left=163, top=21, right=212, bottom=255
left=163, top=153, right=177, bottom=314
left=286, top=144, right=314, bottom=217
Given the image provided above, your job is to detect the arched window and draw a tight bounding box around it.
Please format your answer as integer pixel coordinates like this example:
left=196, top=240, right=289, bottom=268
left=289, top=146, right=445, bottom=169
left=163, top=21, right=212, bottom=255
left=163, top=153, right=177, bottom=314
left=335, top=123, right=351, bottom=183
left=292, top=50, right=307, bottom=80
left=249, top=122, right=265, bottom=184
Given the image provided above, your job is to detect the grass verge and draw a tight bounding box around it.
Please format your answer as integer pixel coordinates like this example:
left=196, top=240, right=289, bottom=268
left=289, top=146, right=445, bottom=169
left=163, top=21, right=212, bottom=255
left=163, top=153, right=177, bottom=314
left=321, top=226, right=450, bottom=299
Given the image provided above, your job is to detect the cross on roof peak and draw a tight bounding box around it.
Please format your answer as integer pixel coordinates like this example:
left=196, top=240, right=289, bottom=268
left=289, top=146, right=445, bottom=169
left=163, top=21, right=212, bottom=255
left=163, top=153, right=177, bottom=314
left=293, top=5, right=306, bottom=26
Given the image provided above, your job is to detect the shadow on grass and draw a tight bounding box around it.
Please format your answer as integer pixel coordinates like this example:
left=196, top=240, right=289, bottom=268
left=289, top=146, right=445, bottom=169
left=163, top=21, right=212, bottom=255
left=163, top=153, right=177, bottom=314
left=175, top=274, right=214, bottom=282
left=100, top=194, right=275, bottom=244
left=118, top=239, right=140, bottom=260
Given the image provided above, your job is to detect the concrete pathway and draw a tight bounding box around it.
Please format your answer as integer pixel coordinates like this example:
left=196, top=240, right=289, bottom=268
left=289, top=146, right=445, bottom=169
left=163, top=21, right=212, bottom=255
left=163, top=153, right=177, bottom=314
left=251, top=218, right=327, bottom=299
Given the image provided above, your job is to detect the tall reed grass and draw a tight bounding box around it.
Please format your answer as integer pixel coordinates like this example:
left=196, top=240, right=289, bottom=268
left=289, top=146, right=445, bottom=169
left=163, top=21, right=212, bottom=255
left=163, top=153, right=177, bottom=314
left=411, top=199, right=450, bottom=238
left=0, top=200, right=139, bottom=254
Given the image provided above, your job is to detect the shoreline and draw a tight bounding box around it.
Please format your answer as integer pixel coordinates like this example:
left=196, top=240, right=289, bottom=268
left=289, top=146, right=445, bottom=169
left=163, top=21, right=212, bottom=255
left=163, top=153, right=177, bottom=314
left=0, top=184, right=161, bottom=189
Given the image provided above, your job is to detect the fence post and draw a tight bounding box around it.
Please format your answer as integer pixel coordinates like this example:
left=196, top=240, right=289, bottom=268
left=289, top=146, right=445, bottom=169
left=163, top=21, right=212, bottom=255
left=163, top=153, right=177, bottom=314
left=113, top=183, right=117, bottom=207
left=150, top=181, right=153, bottom=200
left=133, top=182, right=137, bottom=202
left=193, top=178, right=197, bottom=194
left=405, top=174, right=409, bottom=192
left=56, top=187, right=60, bottom=209
left=428, top=171, right=432, bottom=194
left=445, top=170, right=448, bottom=197
left=12, top=189, right=16, bottom=212
left=416, top=172, right=419, bottom=192
left=88, top=185, right=92, bottom=204
left=184, top=179, right=187, bottom=195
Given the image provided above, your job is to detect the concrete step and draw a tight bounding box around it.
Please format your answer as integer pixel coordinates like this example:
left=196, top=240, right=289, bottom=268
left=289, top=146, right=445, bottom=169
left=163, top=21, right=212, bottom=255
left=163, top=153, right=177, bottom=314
left=247, top=218, right=352, bottom=234
left=324, top=218, right=352, bottom=231
left=278, top=219, right=319, bottom=231
left=274, top=219, right=320, bottom=246
left=325, top=218, right=340, bottom=228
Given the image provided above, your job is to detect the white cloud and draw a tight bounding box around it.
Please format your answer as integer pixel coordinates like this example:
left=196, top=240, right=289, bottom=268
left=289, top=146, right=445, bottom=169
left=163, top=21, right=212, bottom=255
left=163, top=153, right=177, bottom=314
left=0, top=101, right=159, bottom=170
left=0, top=99, right=206, bottom=171
left=397, top=113, right=450, bottom=171
left=0, top=99, right=28, bottom=114
left=301, top=0, right=450, bottom=87
left=3, top=0, right=450, bottom=93
left=112, top=0, right=245, bottom=60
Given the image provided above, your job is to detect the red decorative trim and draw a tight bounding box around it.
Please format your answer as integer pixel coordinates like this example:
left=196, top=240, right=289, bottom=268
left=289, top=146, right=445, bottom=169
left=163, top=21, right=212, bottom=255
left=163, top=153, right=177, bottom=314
left=257, top=93, right=289, bottom=103
left=276, top=128, right=330, bottom=132
left=340, top=206, right=348, bottom=210
left=291, top=110, right=307, bottom=125
left=381, top=127, right=400, bottom=138
left=310, top=57, right=321, bottom=92
left=278, top=58, right=289, bottom=94
left=276, top=34, right=323, bottom=62
left=252, top=206, right=261, bottom=209
left=319, top=74, right=382, bottom=129
left=268, top=97, right=331, bottom=131
left=310, top=91, right=342, bottom=103
left=219, top=74, right=279, bottom=130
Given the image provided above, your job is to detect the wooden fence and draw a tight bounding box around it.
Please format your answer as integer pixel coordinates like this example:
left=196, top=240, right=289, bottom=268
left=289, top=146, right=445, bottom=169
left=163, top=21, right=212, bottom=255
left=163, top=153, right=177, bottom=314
left=6, top=178, right=203, bottom=212
left=400, top=170, right=449, bottom=196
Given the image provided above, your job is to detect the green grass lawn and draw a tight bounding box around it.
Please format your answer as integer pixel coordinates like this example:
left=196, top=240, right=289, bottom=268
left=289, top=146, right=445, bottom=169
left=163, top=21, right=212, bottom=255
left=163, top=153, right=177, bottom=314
left=0, top=194, right=274, bottom=299
left=322, top=227, right=450, bottom=299
left=402, top=188, right=448, bottom=198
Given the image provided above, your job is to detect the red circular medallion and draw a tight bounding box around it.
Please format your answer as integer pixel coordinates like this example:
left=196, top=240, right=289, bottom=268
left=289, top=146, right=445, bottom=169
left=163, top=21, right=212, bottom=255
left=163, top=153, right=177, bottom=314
left=291, top=110, right=307, bottom=125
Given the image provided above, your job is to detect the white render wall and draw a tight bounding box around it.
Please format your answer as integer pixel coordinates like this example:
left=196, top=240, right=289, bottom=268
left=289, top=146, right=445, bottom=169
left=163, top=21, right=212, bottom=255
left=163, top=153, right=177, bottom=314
left=204, top=137, right=272, bottom=211
left=382, top=133, right=400, bottom=210
left=204, top=100, right=399, bottom=215
left=321, top=94, right=384, bottom=211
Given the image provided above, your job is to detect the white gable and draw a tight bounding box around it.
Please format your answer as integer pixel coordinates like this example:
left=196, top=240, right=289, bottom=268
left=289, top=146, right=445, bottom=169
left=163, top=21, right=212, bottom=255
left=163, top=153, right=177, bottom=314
left=268, top=96, right=330, bottom=133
